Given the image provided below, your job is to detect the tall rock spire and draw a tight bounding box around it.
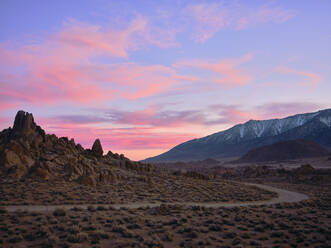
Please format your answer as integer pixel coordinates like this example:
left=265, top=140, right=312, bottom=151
left=11, top=110, right=45, bottom=139
left=92, top=138, right=103, bottom=157
left=13, top=110, right=36, bottom=134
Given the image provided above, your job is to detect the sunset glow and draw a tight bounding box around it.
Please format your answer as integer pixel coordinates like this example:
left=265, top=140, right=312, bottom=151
left=1, top=0, right=330, bottom=160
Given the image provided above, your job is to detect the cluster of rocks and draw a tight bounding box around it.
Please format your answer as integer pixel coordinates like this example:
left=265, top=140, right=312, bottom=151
left=0, top=110, right=153, bottom=186
left=172, top=170, right=214, bottom=180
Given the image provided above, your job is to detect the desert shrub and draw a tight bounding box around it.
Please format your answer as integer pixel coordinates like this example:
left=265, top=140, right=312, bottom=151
left=232, top=238, right=242, bottom=246
left=89, top=231, right=109, bottom=244
left=82, top=224, right=97, bottom=231
left=112, top=226, right=132, bottom=238
left=0, top=207, right=7, bottom=214
left=186, top=231, right=198, bottom=239
left=71, top=207, right=83, bottom=212
left=8, top=235, right=23, bottom=243
left=224, top=232, right=236, bottom=239
left=67, top=232, right=88, bottom=243
left=87, top=206, right=96, bottom=212
left=53, top=208, right=66, bottom=217
left=161, top=232, right=174, bottom=242
left=209, top=225, right=222, bottom=232
left=96, top=205, right=107, bottom=211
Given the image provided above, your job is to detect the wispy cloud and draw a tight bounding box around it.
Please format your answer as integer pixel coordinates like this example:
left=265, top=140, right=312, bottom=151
left=174, top=54, right=253, bottom=86
left=0, top=16, right=182, bottom=109
left=273, top=66, right=322, bottom=85
left=184, top=2, right=295, bottom=42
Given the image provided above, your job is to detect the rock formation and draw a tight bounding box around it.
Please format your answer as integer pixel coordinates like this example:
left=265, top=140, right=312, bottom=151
left=92, top=139, right=103, bottom=157
left=0, top=110, right=153, bottom=186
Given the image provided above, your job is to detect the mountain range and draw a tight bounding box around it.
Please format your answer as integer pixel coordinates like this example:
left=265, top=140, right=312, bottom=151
left=144, top=108, right=331, bottom=162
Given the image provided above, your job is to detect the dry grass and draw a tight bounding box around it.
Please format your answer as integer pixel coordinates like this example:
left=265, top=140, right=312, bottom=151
left=0, top=182, right=330, bottom=247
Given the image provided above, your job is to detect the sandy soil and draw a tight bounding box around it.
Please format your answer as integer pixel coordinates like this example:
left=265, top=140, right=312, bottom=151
left=0, top=182, right=329, bottom=248
left=3, top=182, right=308, bottom=212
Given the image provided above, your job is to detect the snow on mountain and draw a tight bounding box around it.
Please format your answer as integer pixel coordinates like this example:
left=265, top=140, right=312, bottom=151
left=144, top=108, right=331, bottom=162
left=197, top=110, right=321, bottom=145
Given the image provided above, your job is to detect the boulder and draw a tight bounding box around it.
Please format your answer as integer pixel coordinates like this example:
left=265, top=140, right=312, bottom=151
left=31, top=162, right=50, bottom=180
left=79, top=175, right=97, bottom=187
left=92, top=139, right=103, bottom=157
left=2, top=149, right=22, bottom=170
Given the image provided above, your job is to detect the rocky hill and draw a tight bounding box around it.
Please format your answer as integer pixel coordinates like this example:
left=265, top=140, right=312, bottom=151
left=0, top=110, right=152, bottom=186
left=144, top=108, right=331, bottom=162
left=238, top=139, right=330, bottom=163
left=0, top=111, right=276, bottom=206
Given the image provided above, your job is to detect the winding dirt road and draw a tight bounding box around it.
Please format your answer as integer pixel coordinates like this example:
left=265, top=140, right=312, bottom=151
left=3, top=183, right=309, bottom=212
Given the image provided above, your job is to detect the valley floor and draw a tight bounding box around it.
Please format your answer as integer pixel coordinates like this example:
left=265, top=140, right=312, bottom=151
left=0, top=181, right=330, bottom=247
left=0, top=175, right=275, bottom=206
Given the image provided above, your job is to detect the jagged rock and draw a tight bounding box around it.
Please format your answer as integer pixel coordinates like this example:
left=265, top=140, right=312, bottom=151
left=92, top=139, right=103, bottom=157
left=31, top=162, right=50, bottom=180
left=2, top=149, right=22, bottom=170
left=79, top=175, right=97, bottom=187
left=21, top=155, right=35, bottom=168
left=12, top=110, right=45, bottom=139
left=99, top=169, right=116, bottom=184
left=0, top=110, right=134, bottom=186
left=76, top=143, right=84, bottom=152
left=16, top=164, right=28, bottom=179
left=41, top=153, right=57, bottom=161
left=13, top=111, right=36, bottom=134
left=65, top=163, right=84, bottom=181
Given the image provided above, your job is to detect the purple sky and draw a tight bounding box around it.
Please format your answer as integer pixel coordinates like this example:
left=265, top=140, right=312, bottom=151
left=1, top=0, right=330, bottom=160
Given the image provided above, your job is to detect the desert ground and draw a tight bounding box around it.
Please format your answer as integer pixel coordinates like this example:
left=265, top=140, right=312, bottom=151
left=0, top=180, right=330, bottom=248
left=1, top=163, right=331, bottom=248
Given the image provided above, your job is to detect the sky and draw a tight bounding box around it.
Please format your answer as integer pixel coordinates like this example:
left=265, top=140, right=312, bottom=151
left=0, top=0, right=330, bottom=160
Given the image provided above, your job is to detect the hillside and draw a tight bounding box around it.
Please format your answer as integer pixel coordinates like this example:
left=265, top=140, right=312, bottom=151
left=144, top=108, right=331, bottom=162
left=238, top=139, right=330, bottom=163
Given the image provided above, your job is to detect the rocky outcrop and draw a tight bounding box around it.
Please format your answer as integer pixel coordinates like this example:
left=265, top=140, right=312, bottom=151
left=91, top=139, right=103, bottom=157
left=0, top=110, right=153, bottom=186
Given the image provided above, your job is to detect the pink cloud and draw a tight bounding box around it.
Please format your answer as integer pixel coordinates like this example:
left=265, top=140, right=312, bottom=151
left=254, top=4, right=295, bottom=24
left=0, top=16, right=183, bottom=110
left=184, top=3, right=227, bottom=43
left=174, top=54, right=253, bottom=86
left=184, top=2, right=295, bottom=42
left=273, top=66, right=322, bottom=85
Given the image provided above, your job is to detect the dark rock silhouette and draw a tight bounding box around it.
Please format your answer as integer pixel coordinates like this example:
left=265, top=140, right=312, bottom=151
left=0, top=110, right=153, bottom=185
left=92, top=139, right=103, bottom=156
left=11, top=110, right=45, bottom=139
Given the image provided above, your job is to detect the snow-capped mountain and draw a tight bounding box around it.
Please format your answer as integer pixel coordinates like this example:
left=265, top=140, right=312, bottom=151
left=144, top=108, right=331, bottom=162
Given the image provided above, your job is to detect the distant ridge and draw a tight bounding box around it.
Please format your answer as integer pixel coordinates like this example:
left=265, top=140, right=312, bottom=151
left=238, top=139, right=330, bottom=163
left=144, top=108, right=331, bottom=162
